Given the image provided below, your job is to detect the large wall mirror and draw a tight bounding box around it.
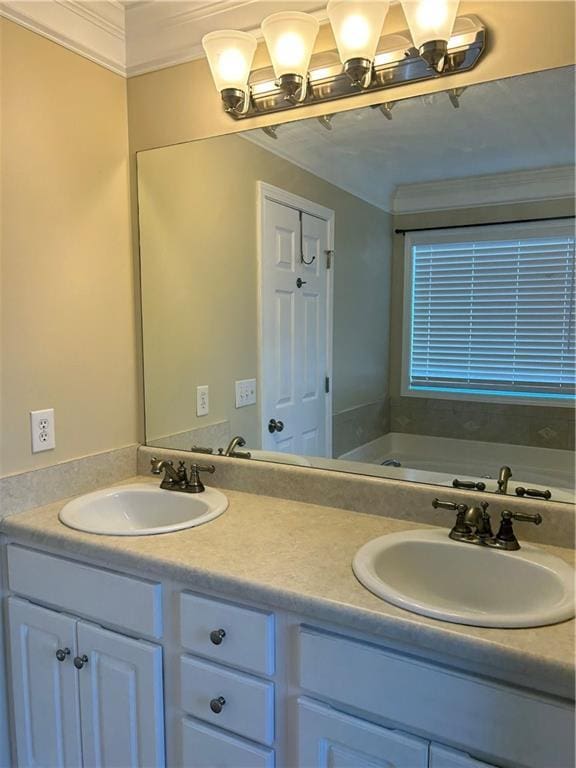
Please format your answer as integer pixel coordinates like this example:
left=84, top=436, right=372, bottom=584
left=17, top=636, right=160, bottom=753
left=137, top=65, right=575, bottom=504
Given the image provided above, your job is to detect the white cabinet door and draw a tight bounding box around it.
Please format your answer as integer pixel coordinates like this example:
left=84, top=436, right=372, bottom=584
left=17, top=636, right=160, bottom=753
left=430, top=745, right=496, bottom=767
left=8, top=598, right=82, bottom=768
left=77, top=622, right=165, bottom=768
left=298, top=698, right=428, bottom=768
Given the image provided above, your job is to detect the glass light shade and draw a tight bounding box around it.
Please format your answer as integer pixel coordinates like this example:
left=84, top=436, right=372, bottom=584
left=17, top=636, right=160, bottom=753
left=202, top=30, right=257, bottom=93
left=327, top=1, right=390, bottom=64
left=400, top=0, right=460, bottom=48
left=261, top=12, right=320, bottom=79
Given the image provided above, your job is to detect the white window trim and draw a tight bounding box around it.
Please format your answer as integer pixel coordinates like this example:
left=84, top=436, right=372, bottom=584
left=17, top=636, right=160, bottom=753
left=400, top=219, right=575, bottom=408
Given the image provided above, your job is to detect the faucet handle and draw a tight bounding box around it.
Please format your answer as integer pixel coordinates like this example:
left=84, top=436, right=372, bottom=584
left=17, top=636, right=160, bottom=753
left=187, top=463, right=216, bottom=493
left=432, top=499, right=468, bottom=513
left=495, top=509, right=543, bottom=550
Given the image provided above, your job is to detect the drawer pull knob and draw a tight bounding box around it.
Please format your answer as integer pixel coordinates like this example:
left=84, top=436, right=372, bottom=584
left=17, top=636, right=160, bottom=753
left=73, top=654, right=89, bottom=670
left=56, top=648, right=70, bottom=662
left=209, top=696, right=226, bottom=714
left=210, top=628, right=226, bottom=645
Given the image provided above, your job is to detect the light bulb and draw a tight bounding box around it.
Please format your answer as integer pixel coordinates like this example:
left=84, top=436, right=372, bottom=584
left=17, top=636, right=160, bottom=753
left=327, top=1, right=390, bottom=65
left=202, top=30, right=257, bottom=93
left=261, top=12, right=320, bottom=80
left=400, top=0, right=459, bottom=49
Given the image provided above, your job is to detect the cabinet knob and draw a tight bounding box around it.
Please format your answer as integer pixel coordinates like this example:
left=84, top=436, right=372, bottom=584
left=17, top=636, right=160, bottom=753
left=210, top=628, right=226, bottom=645
left=56, top=648, right=70, bottom=662
left=209, top=696, right=226, bottom=714
left=73, top=654, right=89, bottom=670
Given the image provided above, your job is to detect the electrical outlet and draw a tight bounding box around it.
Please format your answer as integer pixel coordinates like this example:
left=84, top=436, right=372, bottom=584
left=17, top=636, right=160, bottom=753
left=235, top=378, right=257, bottom=408
left=30, top=408, right=56, bottom=453
left=196, top=385, right=209, bottom=416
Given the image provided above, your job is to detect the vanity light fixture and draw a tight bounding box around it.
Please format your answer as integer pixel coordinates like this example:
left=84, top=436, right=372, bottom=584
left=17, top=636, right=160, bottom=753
left=400, top=0, right=460, bottom=72
left=327, top=1, right=390, bottom=88
left=203, top=3, right=484, bottom=120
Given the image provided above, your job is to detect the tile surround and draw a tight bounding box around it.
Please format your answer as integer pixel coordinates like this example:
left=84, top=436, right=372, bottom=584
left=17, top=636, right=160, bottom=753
left=333, top=398, right=390, bottom=458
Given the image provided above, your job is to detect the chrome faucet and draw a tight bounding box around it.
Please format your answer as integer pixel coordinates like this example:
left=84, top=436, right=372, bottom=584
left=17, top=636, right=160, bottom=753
left=151, top=457, right=215, bottom=493
left=496, top=465, right=512, bottom=494
left=223, top=436, right=251, bottom=459
left=432, top=498, right=542, bottom=550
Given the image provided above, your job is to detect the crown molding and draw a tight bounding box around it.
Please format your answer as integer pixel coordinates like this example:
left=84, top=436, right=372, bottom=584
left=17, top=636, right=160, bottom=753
left=0, top=0, right=126, bottom=75
left=392, top=166, right=576, bottom=214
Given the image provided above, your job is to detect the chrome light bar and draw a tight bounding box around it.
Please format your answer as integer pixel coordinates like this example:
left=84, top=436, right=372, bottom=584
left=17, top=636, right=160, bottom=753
left=225, top=15, right=485, bottom=120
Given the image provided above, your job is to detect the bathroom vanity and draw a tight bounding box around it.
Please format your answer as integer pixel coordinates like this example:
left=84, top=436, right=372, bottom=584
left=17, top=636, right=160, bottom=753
left=1, top=479, right=574, bottom=768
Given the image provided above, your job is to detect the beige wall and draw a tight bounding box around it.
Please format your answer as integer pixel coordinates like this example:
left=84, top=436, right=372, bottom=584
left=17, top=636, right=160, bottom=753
left=138, top=133, right=391, bottom=451
left=389, top=199, right=576, bottom=450
left=127, top=2, right=576, bottom=153
left=0, top=19, right=139, bottom=477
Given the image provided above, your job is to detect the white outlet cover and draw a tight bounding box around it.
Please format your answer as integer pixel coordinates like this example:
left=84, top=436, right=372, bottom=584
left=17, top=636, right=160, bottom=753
left=30, top=408, right=56, bottom=453
left=196, top=385, right=209, bottom=416
left=235, top=378, right=257, bottom=408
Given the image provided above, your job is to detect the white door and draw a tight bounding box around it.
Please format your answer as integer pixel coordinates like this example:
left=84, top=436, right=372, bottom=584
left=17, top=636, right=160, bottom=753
left=8, top=598, right=82, bottom=768
left=260, top=188, right=333, bottom=458
left=77, top=622, right=165, bottom=768
left=298, top=698, right=429, bottom=767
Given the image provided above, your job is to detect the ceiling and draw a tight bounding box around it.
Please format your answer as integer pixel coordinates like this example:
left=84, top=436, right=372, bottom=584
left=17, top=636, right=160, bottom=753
left=242, top=66, right=576, bottom=212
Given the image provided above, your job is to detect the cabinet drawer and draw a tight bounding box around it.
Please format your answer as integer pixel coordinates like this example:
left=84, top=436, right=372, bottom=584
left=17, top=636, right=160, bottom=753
left=7, top=545, right=162, bottom=639
left=299, top=627, right=575, bottom=768
left=430, top=745, right=496, bottom=767
left=298, top=698, right=428, bottom=767
left=181, top=655, right=274, bottom=746
left=180, top=592, right=274, bottom=675
left=182, top=718, right=274, bottom=768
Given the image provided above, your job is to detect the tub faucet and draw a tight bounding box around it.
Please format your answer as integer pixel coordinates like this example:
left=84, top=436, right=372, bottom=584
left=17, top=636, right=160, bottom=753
left=496, top=465, right=512, bottom=494
left=223, top=436, right=251, bottom=459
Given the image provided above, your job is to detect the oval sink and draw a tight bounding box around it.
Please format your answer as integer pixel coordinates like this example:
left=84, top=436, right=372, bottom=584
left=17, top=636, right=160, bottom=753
left=59, top=483, right=228, bottom=536
left=353, top=529, right=575, bottom=628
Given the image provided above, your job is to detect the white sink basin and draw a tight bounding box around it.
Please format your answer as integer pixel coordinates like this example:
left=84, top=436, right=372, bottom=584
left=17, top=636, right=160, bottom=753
left=59, top=483, right=228, bottom=536
left=353, top=529, right=575, bottom=628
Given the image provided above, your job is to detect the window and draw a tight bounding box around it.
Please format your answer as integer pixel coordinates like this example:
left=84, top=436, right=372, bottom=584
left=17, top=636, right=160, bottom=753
left=402, top=220, right=575, bottom=405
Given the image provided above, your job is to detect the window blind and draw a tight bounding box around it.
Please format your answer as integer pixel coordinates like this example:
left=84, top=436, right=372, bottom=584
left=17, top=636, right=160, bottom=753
left=408, top=225, right=576, bottom=400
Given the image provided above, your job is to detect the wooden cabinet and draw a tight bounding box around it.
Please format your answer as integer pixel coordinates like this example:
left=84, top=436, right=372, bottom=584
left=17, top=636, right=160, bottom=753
left=430, top=745, right=497, bottom=767
left=5, top=543, right=573, bottom=768
left=8, top=599, right=82, bottom=768
left=298, top=698, right=429, bottom=768
left=77, top=622, right=164, bottom=768
left=8, top=598, right=164, bottom=768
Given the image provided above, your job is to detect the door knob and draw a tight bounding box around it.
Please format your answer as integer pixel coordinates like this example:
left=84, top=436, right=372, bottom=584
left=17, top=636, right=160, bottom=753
left=56, top=648, right=70, bottom=662
left=73, top=654, right=89, bottom=670
left=268, top=419, right=284, bottom=433
left=296, top=278, right=307, bottom=288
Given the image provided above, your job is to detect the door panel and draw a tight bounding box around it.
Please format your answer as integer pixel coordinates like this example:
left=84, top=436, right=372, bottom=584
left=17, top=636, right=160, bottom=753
left=77, top=622, right=164, bottom=768
left=8, top=598, right=82, bottom=768
left=298, top=698, right=428, bottom=768
left=430, top=745, right=497, bottom=767
left=261, top=196, right=331, bottom=458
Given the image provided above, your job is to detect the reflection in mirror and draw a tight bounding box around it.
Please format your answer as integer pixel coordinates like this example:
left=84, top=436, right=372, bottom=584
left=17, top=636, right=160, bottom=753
left=137, top=66, right=575, bottom=503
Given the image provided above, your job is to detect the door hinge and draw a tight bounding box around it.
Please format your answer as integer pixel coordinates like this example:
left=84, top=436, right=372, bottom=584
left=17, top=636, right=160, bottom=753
left=325, top=249, right=333, bottom=269
left=325, top=376, right=330, bottom=394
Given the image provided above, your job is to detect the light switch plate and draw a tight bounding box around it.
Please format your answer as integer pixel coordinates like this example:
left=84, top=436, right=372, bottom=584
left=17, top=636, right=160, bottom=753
left=196, top=385, right=209, bottom=416
left=235, top=379, right=257, bottom=408
left=30, top=408, right=56, bottom=453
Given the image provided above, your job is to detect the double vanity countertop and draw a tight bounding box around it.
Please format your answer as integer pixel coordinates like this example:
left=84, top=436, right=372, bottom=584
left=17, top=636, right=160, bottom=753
left=1, top=475, right=574, bottom=700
